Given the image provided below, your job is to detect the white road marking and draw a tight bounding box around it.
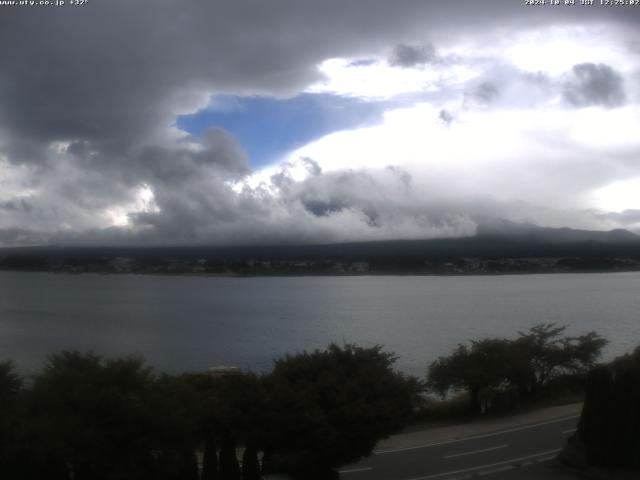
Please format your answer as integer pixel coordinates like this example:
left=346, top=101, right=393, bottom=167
left=404, top=448, right=562, bottom=480
left=375, top=415, right=580, bottom=454
left=339, top=466, right=373, bottom=474
left=443, top=444, right=508, bottom=459
left=477, top=464, right=514, bottom=476
left=562, top=428, right=577, bottom=435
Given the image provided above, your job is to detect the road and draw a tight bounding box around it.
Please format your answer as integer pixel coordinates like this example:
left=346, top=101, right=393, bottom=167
left=339, top=414, right=579, bottom=480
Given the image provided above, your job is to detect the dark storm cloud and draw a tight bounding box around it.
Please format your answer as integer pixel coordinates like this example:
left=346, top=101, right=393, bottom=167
left=563, top=63, right=626, bottom=108
left=0, top=198, right=33, bottom=213
left=389, top=44, right=436, bottom=68
left=0, top=228, right=48, bottom=246
left=133, top=129, right=251, bottom=185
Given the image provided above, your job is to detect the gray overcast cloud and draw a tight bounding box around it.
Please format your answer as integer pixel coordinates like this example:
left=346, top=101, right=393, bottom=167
left=1, top=1, right=640, bottom=246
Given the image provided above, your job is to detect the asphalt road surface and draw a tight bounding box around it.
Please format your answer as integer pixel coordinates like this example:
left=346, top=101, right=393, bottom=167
left=339, top=415, right=579, bottom=480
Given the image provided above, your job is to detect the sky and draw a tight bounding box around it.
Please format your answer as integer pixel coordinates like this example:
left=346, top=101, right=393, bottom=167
left=1, top=0, right=640, bottom=246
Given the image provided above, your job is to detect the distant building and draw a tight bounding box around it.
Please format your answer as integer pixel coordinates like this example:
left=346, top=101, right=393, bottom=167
left=110, top=257, right=135, bottom=272
left=350, top=261, right=370, bottom=273
left=207, top=366, right=244, bottom=378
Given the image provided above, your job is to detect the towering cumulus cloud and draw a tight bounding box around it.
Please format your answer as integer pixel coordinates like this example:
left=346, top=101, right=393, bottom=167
left=0, top=0, right=639, bottom=246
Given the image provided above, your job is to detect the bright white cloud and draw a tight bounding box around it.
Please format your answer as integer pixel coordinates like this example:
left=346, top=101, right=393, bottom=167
left=103, top=184, right=160, bottom=227
left=506, top=25, right=635, bottom=75
left=307, top=58, right=440, bottom=99
left=593, top=177, right=640, bottom=212
left=285, top=103, right=640, bottom=171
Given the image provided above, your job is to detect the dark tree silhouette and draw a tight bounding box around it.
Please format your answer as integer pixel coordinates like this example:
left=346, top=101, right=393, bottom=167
left=428, top=339, right=512, bottom=414
left=201, top=432, right=219, bottom=480
left=27, top=352, right=159, bottom=480
left=219, top=430, right=241, bottom=480
left=178, top=450, right=199, bottom=480
left=241, top=444, right=261, bottom=480
left=24, top=351, right=206, bottom=480
left=0, top=360, right=24, bottom=478
left=428, top=324, right=607, bottom=414
left=261, top=343, right=421, bottom=479
left=185, top=370, right=265, bottom=476
left=150, top=373, right=202, bottom=469
left=511, top=324, right=607, bottom=396
left=576, top=346, right=640, bottom=467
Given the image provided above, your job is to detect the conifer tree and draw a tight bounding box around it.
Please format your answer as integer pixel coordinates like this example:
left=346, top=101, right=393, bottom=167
left=241, top=444, right=261, bottom=480
left=219, top=431, right=241, bottom=480
left=201, top=433, right=219, bottom=480
left=179, top=450, right=199, bottom=480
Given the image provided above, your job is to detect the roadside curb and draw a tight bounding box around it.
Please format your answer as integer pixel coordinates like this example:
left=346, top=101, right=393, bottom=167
left=375, top=403, right=583, bottom=453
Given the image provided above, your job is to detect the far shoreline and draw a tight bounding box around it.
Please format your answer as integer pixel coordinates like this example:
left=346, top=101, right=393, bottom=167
left=1, top=267, right=640, bottom=279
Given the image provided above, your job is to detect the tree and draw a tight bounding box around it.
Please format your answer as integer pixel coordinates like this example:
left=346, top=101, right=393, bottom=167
left=149, top=373, right=203, bottom=470
left=428, top=339, right=513, bottom=415
left=241, top=444, right=261, bottom=480
left=178, top=450, right=199, bottom=480
left=185, top=371, right=265, bottom=480
left=576, top=346, right=640, bottom=467
left=511, top=324, right=607, bottom=397
left=261, top=344, right=421, bottom=479
left=0, top=360, right=21, bottom=397
left=27, top=351, right=161, bottom=480
left=201, top=432, right=219, bottom=480
left=219, top=430, right=241, bottom=480
left=0, top=360, right=24, bottom=478
left=427, top=324, right=608, bottom=414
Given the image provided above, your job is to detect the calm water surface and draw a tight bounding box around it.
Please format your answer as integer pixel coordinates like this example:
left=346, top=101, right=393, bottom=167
left=1, top=271, right=639, bottom=376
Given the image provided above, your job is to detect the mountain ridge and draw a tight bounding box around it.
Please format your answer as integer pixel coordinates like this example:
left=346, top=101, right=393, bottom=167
left=0, top=223, right=638, bottom=261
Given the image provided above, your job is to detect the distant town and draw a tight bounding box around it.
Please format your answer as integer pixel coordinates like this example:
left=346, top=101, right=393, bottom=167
left=34, top=255, right=640, bottom=276
left=2, top=225, right=640, bottom=276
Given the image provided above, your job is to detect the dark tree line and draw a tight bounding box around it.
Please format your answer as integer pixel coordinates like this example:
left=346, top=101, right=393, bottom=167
left=427, top=323, right=607, bottom=415
left=0, top=345, right=420, bottom=480
left=0, top=327, right=614, bottom=478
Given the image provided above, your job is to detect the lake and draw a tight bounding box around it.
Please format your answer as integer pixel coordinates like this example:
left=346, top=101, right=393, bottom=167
left=1, top=271, right=639, bottom=376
